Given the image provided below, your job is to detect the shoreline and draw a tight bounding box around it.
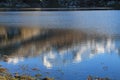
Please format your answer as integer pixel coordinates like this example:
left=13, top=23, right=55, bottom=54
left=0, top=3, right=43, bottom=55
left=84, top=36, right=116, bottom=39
left=0, top=7, right=118, bottom=11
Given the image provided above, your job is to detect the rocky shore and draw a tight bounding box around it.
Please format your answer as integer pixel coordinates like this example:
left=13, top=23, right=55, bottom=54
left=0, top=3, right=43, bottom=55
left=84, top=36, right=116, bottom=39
left=0, top=66, right=53, bottom=80
left=0, top=67, right=111, bottom=80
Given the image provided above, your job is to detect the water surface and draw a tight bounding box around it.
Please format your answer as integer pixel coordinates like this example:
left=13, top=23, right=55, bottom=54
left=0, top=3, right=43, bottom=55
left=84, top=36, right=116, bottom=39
left=0, top=10, right=120, bottom=80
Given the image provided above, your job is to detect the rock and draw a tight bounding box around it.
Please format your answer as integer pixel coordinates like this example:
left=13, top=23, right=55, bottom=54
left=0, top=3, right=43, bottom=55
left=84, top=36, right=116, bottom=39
left=14, top=73, right=20, bottom=78
left=87, top=75, right=92, bottom=80
left=20, top=76, right=35, bottom=80
left=42, top=77, right=54, bottom=80
left=0, top=68, right=7, bottom=73
left=0, top=76, right=6, bottom=80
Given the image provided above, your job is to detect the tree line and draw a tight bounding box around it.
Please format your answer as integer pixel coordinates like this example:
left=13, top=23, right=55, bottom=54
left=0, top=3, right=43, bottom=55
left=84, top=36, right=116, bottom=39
left=0, top=0, right=120, bottom=8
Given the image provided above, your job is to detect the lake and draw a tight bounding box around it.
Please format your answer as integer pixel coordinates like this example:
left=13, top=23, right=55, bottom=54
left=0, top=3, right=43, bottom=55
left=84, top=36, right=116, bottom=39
left=0, top=10, right=120, bottom=80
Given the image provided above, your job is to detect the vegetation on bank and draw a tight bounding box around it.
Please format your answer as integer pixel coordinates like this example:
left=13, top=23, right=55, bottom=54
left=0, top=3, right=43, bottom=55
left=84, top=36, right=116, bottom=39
left=0, top=66, right=54, bottom=80
left=0, top=67, right=111, bottom=80
left=0, top=0, right=120, bottom=9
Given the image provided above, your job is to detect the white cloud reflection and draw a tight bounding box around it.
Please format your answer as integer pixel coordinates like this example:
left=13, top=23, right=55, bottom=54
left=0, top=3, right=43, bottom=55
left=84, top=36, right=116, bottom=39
left=7, top=57, right=24, bottom=64
left=43, top=56, right=52, bottom=68
left=42, top=38, right=118, bottom=68
left=3, top=37, right=118, bottom=68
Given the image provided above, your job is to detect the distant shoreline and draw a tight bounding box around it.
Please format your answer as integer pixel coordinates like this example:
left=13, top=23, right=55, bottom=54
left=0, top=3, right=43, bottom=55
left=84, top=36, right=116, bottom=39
left=0, top=7, right=118, bottom=11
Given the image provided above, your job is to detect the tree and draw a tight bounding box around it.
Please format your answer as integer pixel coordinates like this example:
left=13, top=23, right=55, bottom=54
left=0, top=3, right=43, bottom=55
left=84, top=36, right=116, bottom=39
left=46, top=0, right=60, bottom=8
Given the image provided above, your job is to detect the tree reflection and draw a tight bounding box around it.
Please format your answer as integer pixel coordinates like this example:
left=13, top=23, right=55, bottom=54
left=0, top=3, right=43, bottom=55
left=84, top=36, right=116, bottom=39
left=0, top=27, right=119, bottom=68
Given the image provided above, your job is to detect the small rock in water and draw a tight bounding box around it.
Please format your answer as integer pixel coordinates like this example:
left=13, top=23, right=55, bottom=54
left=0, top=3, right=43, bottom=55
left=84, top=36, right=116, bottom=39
left=0, top=68, right=7, bottom=73
left=103, top=66, right=108, bottom=71
left=42, top=77, right=54, bottom=80
left=87, top=75, right=92, bottom=80
left=87, top=75, right=111, bottom=80
left=32, top=68, right=40, bottom=71
left=14, top=72, right=20, bottom=78
left=35, top=73, right=42, bottom=77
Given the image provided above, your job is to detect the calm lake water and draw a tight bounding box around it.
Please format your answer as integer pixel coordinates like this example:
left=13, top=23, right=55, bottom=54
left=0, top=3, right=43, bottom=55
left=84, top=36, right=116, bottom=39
left=0, top=10, right=120, bottom=80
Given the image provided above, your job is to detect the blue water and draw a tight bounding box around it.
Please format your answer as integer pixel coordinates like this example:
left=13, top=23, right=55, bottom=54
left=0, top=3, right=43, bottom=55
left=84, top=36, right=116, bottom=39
left=0, top=10, right=120, bottom=34
left=0, top=10, right=120, bottom=80
left=0, top=37, right=120, bottom=80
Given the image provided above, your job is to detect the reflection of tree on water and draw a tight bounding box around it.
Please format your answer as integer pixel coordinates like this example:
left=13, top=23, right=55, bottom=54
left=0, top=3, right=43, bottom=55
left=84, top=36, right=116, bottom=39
left=0, top=27, right=85, bottom=63
left=0, top=27, right=119, bottom=67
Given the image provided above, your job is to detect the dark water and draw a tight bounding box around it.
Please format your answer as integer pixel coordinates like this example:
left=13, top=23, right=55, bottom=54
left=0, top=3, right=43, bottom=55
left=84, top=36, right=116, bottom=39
left=0, top=10, right=120, bottom=80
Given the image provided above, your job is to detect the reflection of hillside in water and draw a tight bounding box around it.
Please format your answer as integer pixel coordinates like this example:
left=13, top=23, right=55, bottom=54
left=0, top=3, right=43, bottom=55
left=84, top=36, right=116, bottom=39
left=0, top=27, right=120, bottom=68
